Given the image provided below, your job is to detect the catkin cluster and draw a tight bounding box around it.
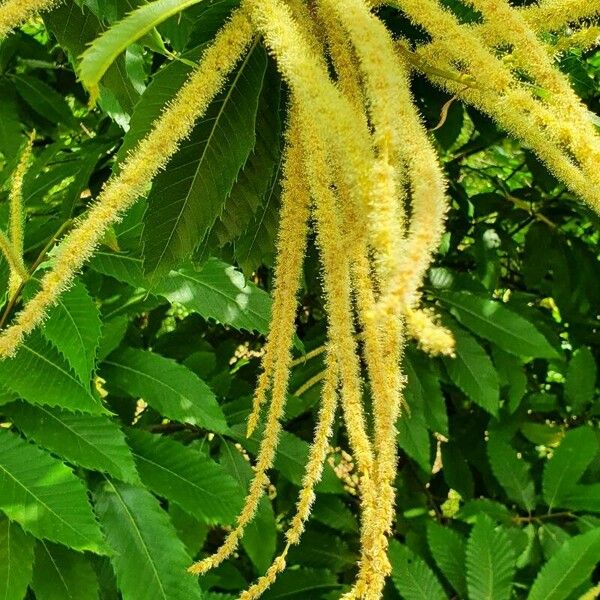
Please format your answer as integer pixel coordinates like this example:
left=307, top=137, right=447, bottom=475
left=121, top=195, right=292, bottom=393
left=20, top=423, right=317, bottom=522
left=1, top=1, right=599, bottom=599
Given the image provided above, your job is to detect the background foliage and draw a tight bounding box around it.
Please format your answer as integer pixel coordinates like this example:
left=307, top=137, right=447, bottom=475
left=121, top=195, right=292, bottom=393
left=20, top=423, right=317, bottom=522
left=0, top=1, right=599, bottom=599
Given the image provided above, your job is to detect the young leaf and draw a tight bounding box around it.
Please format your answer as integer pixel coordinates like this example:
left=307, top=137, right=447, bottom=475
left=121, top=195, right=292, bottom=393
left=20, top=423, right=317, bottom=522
left=0, top=429, right=105, bottom=553
left=466, top=514, right=515, bottom=600
left=0, top=516, right=34, bottom=600
left=78, top=0, right=204, bottom=99
left=4, top=401, right=139, bottom=483
left=94, top=479, right=202, bottom=600
left=426, top=521, right=468, bottom=597
left=125, top=428, right=243, bottom=524
left=487, top=433, right=536, bottom=511
left=443, top=326, right=499, bottom=415
left=439, top=291, right=560, bottom=358
left=37, top=281, right=102, bottom=386
left=528, top=528, right=600, bottom=600
left=543, top=426, right=598, bottom=510
left=101, top=347, right=228, bottom=433
left=389, top=539, right=446, bottom=600
left=0, top=331, right=106, bottom=415
left=31, top=541, right=99, bottom=600
left=142, top=43, right=267, bottom=280
left=565, top=347, right=596, bottom=413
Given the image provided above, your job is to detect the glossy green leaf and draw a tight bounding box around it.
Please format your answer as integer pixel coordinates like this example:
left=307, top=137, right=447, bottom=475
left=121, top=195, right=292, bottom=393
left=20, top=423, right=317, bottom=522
left=5, top=400, right=139, bottom=483
left=466, top=514, right=515, bottom=600
left=78, top=0, right=204, bottom=99
left=101, top=347, right=227, bottom=432
left=94, top=479, right=202, bottom=600
left=125, top=428, right=242, bottom=524
left=31, top=541, right=99, bottom=600
left=389, top=539, right=446, bottom=600
left=543, top=426, right=598, bottom=510
left=427, top=521, right=468, bottom=597
left=443, top=326, right=499, bottom=415
left=439, top=291, right=560, bottom=358
left=0, top=331, right=106, bottom=415
left=0, top=429, right=105, bottom=552
left=142, top=42, right=267, bottom=280
left=0, top=517, right=34, bottom=600
left=528, top=528, right=600, bottom=600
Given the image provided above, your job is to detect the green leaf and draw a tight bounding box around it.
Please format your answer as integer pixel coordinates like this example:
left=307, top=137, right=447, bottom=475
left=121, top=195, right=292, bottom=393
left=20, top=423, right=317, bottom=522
left=261, top=568, right=339, bottom=599
left=156, top=259, right=272, bottom=334
left=397, top=404, right=431, bottom=473
left=101, top=347, right=228, bottom=433
left=565, top=347, right=596, bottom=412
left=466, top=514, right=515, bottom=600
left=0, top=429, right=105, bottom=553
left=543, top=426, right=598, bottom=510
left=443, top=326, right=499, bottom=416
left=13, top=75, right=75, bottom=127
left=487, top=433, right=536, bottom=511
left=528, top=528, right=600, bottom=600
left=312, top=495, right=358, bottom=533
left=78, top=0, right=204, bottom=99
left=35, top=281, right=102, bottom=386
left=439, top=291, right=560, bottom=358
left=427, top=521, right=468, bottom=597
left=389, top=539, right=446, bottom=600
left=4, top=400, right=139, bottom=483
left=561, top=483, right=600, bottom=512
left=94, top=479, right=202, bottom=600
left=31, top=541, right=99, bottom=600
left=0, top=331, right=106, bottom=415
left=220, top=440, right=276, bottom=573
left=142, top=42, right=267, bottom=280
left=0, top=516, right=34, bottom=600
left=125, top=428, right=242, bottom=524
left=287, top=529, right=354, bottom=571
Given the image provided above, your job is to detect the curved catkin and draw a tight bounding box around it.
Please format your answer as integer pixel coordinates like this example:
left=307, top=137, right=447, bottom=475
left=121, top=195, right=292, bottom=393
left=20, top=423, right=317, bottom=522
left=240, top=357, right=339, bottom=600
left=0, top=10, right=253, bottom=358
left=0, top=230, right=28, bottom=284
left=405, top=306, right=455, bottom=357
left=189, top=115, right=311, bottom=576
left=521, top=0, right=600, bottom=32
left=555, top=25, right=600, bottom=53
left=0, top=0, right=58, bottom=38
left=246, top=110, right=311, bottom=437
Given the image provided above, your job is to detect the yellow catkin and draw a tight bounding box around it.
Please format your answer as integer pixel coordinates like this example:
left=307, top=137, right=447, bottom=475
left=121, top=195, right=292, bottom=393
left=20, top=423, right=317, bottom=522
left=189, top=115, right=311, bottom=576
left=0, top=10, right=253, bottom=358
left=522, top=0, right=600, bottom=32
left=240, top=356, right=339, bottom=599
left=405, top=307, right=455, bottom=357
left=555, top=25, right=600, bottom=52
left=246, top=109, right=311, bottom=437
left=0, top=0, right=57, bottom=38
left=7, top=132, right=34, bottom=297
left=0, top=230, right=28, bottom=285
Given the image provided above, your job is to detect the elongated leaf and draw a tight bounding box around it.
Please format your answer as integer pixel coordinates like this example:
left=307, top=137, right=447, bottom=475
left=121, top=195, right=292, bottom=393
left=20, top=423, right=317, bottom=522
left=5, top=401, right=139, bottom=483
left=466, top=514, right=515, bottom=600
left=156, top=259, right=272, bottom=334
left=0, top=517, right=34, bottom=600
left=14, top=75, right=75, bottom=126
left=0, top=429, right=104, bottom=552
left=528, top=528, right=600, bottom=600
left=443, top=326, right=499, bottom=415
left=287, top=529, right=354, bottom=571
left=565, top=347, right=596, bottom=413
left=439, top=291, right=560, bottom=358
left=487, top=433, right=536, bottom=511
left=397, top=404, right=431, bottom=473
left=389, top=539, right=446, bottom=600
left=101, top=347, right=227, bottom=432
left=561, top=483, right=600, bottom=512
left=34, top=281, right=102, bottom=385
left=31, top=541, right=99, bottom=600
left=0, top=331, right=106, bottom=414
left=78, top=0, right=203, bottom=99
left=543, top=426, right=598, bottom=510
left=94, top=479, right=202, bottom=600
left=142, top=43, right=267, bottom=280
left=262, top=568, right=339, bottom=599
left=312, top=495, right=358, bottom=533
left=125, top=428, right=242, bottom=524
left=427, top=521, right=468, bottom=597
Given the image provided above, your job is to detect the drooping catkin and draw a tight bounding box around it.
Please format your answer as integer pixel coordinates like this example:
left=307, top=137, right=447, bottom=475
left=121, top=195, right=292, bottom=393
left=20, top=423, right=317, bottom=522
left=0, top=0, right=58, bottom=38
left=189, top=112, right=311, bottom=576
left=0, top=10, right=253, bottom=358
left=0, top=230, right=28, bottom=285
